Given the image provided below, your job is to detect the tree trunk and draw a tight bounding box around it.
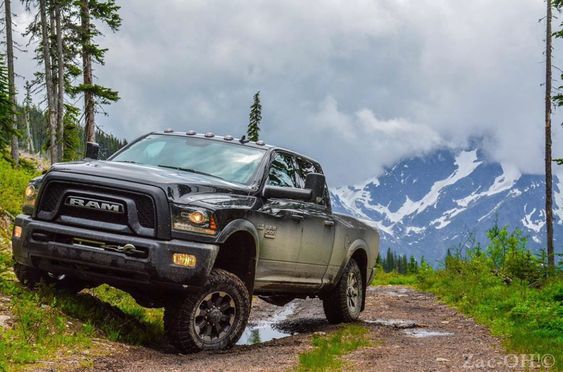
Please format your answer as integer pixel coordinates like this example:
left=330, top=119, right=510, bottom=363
left=4, top=0, right=19, bottom=165
left=39, top=0, right=57, bottom=163
left=80, top=0, right=95, bottom=144
left=24, top=105, right=34, bottom=153
left=545, top=0, right=555, bottom=270
left=55, top=3, right=65, bottom=160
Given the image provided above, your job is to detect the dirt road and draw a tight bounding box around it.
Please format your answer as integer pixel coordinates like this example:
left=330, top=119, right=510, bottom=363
left=85, top=286, right=514, bottom=371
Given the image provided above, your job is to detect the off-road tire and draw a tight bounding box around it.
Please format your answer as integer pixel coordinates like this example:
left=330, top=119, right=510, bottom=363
left=14, top=263, right=87, bottom=294
left=14, top=262, right=45, bottom=289
left=164, top=269, right=250, bottom=353
left=322, top=258, right=364, bottom=324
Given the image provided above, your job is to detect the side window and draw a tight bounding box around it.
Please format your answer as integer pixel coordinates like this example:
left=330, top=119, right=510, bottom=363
left=267, top=152, right=298, bottom=188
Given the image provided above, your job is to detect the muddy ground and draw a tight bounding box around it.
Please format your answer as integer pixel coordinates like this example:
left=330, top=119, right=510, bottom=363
left=77, top=285, right=516, bottom=372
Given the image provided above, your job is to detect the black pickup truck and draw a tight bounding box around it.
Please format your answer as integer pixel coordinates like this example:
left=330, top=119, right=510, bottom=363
left=12, top=131, right=379, bottom=352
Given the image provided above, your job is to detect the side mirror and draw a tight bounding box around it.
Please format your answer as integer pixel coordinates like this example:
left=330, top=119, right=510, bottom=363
left=85, top=142, right=100, bottom=160
left=305, top=173, right=326, bottom=202
left=263, top=185, right=312, bottom=201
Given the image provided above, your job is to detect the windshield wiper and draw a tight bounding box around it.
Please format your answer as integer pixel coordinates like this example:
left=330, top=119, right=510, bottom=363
left=157, top=164, right=225, bottom=180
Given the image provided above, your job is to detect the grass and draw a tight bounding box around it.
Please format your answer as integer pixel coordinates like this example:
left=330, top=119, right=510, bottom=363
left=416, top=260, right=563, bottom=370
left=297, top=324, right=371, bottom=371
left=0, top=156, right=41, bottom=217
left=371, top=269, right=417, bottom=286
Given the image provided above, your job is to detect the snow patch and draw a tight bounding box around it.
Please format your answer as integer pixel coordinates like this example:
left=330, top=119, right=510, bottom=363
left=521, top=208, right=545, bottom=233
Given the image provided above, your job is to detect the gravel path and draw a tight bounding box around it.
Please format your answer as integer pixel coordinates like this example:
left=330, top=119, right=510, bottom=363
left=84, top=286, right=515, bottom=371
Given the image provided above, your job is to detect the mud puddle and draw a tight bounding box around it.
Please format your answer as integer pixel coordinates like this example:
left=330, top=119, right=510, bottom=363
left=237, top=302, right=298, bottom=345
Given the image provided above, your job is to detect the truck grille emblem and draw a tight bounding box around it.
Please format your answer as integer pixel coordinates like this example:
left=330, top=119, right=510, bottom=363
left=65, top=196, right=125, bottom=214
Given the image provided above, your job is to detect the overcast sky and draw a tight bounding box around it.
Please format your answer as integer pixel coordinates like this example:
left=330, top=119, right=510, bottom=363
left=10, top=0, right=563, bottom=186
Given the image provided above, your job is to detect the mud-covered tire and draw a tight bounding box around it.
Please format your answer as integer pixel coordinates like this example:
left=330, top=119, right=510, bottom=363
left=14, top=263, right=87, bottom=294
left=322, top=258, right=364, bottom=324
left=164, top=269, right=250, bottom=353
left=14, top=262, right=45, bottom=289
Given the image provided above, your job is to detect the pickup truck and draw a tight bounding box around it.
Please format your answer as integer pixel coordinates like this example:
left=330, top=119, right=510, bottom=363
left=12, top=131, right=379, bottom=353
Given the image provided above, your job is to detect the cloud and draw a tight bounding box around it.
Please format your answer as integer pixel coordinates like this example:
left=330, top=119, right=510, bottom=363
left=10, top=0, right=562, bottom=185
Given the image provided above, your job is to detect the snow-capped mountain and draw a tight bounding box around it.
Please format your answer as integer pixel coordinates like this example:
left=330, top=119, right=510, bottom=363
left=331, top=146, right=563, bottom=264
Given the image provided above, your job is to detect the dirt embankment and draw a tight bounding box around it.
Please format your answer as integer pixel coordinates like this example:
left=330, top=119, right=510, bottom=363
left=86, top=286, right=515, bottom=372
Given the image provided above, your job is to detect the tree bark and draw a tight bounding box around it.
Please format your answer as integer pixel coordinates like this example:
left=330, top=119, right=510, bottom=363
left=4, top=0, right=19, bottom=164
left=80, top=0, right=95, bottom=144
left=545, top=0, right=555, bottom=270
left=39, top=0, right=57, bottom=163
left=55, top=3, right=65, bottom=160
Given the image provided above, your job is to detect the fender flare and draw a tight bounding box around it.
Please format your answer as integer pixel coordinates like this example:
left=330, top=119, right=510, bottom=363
left=215, top=219, right=261, bottom=292
left=216, top=219, right=260, bottom=254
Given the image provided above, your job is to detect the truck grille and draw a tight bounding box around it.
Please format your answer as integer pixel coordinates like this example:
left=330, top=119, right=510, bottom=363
left=37, top=181, right=156, bottom=230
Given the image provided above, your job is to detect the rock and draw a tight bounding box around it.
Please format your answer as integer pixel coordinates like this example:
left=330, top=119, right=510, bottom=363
left=436, top=358, right=450, bottom=362
left=364, top=319, right=418, bottom=329
left=0, top=314, right=11, bottom=328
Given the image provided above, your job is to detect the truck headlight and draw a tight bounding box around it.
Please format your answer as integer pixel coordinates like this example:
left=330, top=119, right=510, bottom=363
left=171, top=205, right=217, bottom=235
left=23, top=184, right=38, bottom=215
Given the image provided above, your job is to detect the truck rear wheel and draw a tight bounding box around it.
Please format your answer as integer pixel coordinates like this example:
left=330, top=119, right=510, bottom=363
left=164, top=269, right=250, bottom=353
left=322, top=258, right=364, bottom=324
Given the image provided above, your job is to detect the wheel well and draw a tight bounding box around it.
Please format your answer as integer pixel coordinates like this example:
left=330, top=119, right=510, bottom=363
left=214, top=231, right=256, bottom=293
left=351, top=249, right=368, bottom=288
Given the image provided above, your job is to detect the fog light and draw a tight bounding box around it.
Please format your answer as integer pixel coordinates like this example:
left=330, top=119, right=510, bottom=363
left=172, top=253, right=197, bottom=267
left=13, top=226, right=22, bottom=238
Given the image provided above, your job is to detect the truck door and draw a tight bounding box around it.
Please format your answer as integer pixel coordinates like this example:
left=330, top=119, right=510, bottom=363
left=253, top=152, right=307, bottom=288
left=294, top=157, right=335, bottom=285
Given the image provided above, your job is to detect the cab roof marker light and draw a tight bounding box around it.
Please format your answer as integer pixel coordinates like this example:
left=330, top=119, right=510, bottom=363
left=256, top=140, right=265, bottom=146
left=224, top=135, right=234, bottom=141
left=186, top=130, right=196, bottom=135
left=164, top=128, right=174, bottom=133
left=204, top=132, right=215, bottom=138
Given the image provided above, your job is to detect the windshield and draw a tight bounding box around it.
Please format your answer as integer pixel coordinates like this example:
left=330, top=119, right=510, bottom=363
left=111, top=134, right=267, bottom=185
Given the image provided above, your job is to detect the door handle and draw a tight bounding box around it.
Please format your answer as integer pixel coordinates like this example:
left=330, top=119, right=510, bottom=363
left=290, top=213, right=304, bottom=222
left=324, top=220, right=335, bottom=227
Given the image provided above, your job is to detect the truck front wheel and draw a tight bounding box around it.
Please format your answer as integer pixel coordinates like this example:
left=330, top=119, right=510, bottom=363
left=164, top=268, right=250, bottom=353
left=14, top=263, right=88, bottom=294
left=322, top=258, right=364, bottom=324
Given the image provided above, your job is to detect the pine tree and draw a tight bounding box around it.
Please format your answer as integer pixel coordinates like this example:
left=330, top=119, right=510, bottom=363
left=78, top=0, right=121, bottom=146
left=408, top=256, right=418, bottom=274
left=385, top=247, right=393, bottom=273
left=247, top=91, right=262, bottom=141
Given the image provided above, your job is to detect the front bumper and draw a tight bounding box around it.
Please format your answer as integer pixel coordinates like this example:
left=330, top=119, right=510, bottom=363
left=12, top=215, right=219, bottom=292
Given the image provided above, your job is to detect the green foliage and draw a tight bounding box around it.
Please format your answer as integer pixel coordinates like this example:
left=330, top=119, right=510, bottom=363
left=62, top=105, right=83, bottom=161
left=298, top=325, right=371, bottom=371
left=417, top=225, right=562, bottom=370
left=0, top=157, right=39, bottom=216
left=247, top=91, right=262, bottom=142
left=371, top=268, right=417, bottom=286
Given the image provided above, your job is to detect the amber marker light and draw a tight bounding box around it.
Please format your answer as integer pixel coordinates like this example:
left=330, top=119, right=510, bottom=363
left=172, top=253, right=197, bottom=267
left=13, top=226, right=22, bottom=238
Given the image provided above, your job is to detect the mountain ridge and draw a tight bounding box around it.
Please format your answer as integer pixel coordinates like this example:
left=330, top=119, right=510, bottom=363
left=331, top=145, right=562, bottom=264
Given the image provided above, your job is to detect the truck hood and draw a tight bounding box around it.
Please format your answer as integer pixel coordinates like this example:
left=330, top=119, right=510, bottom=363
left=48, top=160, right=256, bottom=205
